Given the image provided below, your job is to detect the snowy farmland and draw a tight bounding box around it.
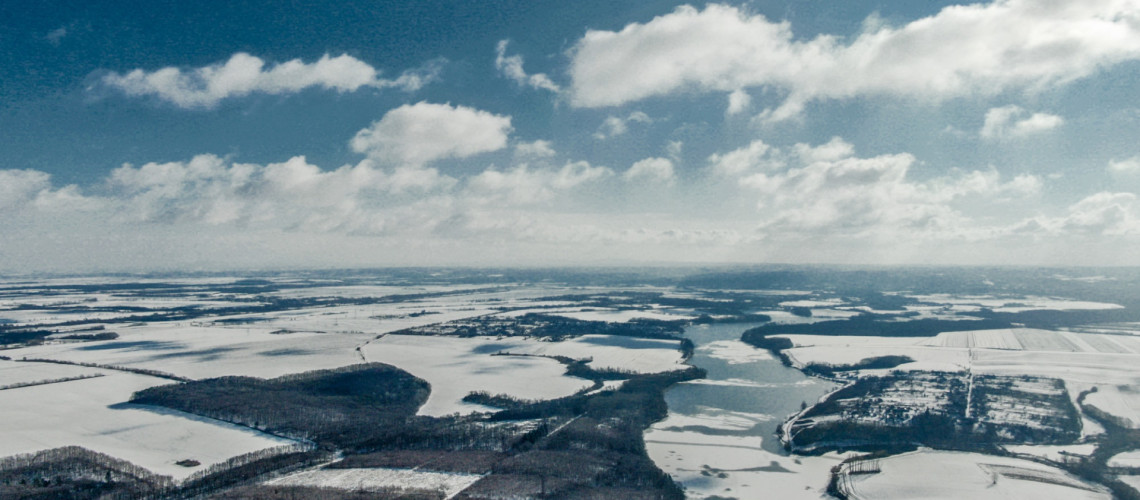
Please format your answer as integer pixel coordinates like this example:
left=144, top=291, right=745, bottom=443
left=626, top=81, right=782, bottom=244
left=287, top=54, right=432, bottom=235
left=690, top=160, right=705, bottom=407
left=0, top=370, right=295, bottom=480
left=3, top=324, right=370, bottom=380
left=362, top=334, right=593, bottom=416
left=499, top=334, right=685, bottom=373
left=362, top=333, right=685, bottom=416
left=1004, top=443, right=1096, bottom=463
left=834, top=450, right=1110, bottom=499
left=264, top=467, right=483, bottom=497
left=772, top=327, right=1140, bottom=428
left=645, top=414, right=854, bottom=500
left=5, top=270, right=1140, bottom=498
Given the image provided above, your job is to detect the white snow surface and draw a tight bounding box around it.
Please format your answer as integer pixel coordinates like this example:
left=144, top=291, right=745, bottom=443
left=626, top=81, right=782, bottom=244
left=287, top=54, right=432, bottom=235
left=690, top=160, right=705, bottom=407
left=0, top=359, right=107, bottom=387
left=842, top=450, right=1109, bottom=500
left=778, top=329, right=1140, bottom=428
left=645, top=414, right=853, bottom=499
left=520, top=307, right=696, bottom=323
left=908, top=294, right=1122, bottom=313
left=1109, top=450, right=1140, bottom=468
left=1085, top=386, right=1140, bottom=428
left=0, top=372, right=295, bottom=480
left=698, top=339, right=773, bottom=364
left=362, top=334, right=593, bottom=416
left=4, top=324, right=369, bottom=380
left=1003, top=444, right=1096, bottom=463
left=502, top=334, right=685, bottom=373
left=264, top=467, right=482, bottom=497
left=1119, top=475, right=1140, bottom=495
left=362, top=333, right=683, bottom=416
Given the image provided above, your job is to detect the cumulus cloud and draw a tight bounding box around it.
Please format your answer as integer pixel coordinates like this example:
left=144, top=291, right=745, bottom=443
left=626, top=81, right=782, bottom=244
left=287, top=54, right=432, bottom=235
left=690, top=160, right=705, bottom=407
left=0, top=170, right=53, bottom=210
left=568, top=2, right=1140, bottom=119
left=102, top=52, right=442, bottom=108
left=553, top=161, right=613, bottom=189
left=726, top=89, right=751, bottom=116
left=624, top=157, right=675, bottom=184
left=514, top=140, right=557, bottom=159
left=495, top=40, right=561, bottom=92
left=1108, top=156, right=1140, bottom=176
left=350, top=102, right=513, bottom=166
left=1014, top=192, right=1140, bottom=236
left=708, top=139, right=778, bottom=176
left=103, top=153, right=460, bottom=234
left=707, top=137, right=1042, bottom=239
left=467, top=161, right=613, bottom=205
left=980, top=105, right=1064, bottom=140
left=0, top=169, right=98, bottom=212
left=1057, top=192, right=1140, bottom=235
left=593, top=111, right=652, bottom=139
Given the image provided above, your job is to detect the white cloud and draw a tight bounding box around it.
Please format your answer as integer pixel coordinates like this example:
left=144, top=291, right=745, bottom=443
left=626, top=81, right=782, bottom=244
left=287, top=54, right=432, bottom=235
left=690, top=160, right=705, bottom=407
left=708, top=137, right=1042, bottom=239
left=112, top=155, right=338, bottom=226
left=1015, top=192, right=1140, bottom=236
left=103, top=153, right=457, bottom=232
left=350, top=102, right=513, bottom=166
left=726, top=89, right=751, bottom=116
left=792, top=136, right=855, bottom=163
left=0, top=169, right=53, bottom=210
left=553, top=160, right=613, bottom=189
left=514, top=140, right=557, bottom=159
left=45, top=26, right=67, bottom=45
left=980, top=105, right=1064, bottom=140
left=624, top=157, right=675, bottom=184
left=495, top=40, right=561, bottom=92
left=593, top=111, right=652, bottom=139
left=666, top=140, right=683, bottom=160
left=1059, top=192, right=1140, bottom=235
left=0, top=169, right=98, bottom=213
left=102, top=52, right=442, bottom=108
left=708, top=139, right=777, bottom=176
left=466, top=161, right=612, bottom=205
left=568, top=2, right=1140, bottom=120
left=1108, top=156, right=1140, bottom=175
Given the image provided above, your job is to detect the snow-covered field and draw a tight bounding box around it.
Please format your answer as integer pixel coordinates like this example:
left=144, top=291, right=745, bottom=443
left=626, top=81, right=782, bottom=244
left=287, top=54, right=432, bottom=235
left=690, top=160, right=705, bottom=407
left=645, top=414, right=853, bottom=500
left=497, top=306, right=695, bottom=323
left=362, top=333, right=684, bottom=416
left=779, top=298, right=845, bottom=308
left=1004, top=444, right=1096, bottom=463
left=1119, top=475, right=1140, bottom=495
left=1086, top=386, right=1140, bottom=428
left=774, top=328, right=1140, bottom=429
left=5, top=277, right=1139, bottom=498
left=0, top=358, right=105, bottom=387
left=838, top=450, right=1110, bottom=500
left=363, top=334, right=593, bottom=416
left=265, top=467, right=483, bottom=497
left=0, top=371, right=296, bottom=480
left=3, top=324, right=369, bottom=380
left=907, top=294, right=1123, bottom=313
left=501, top=334, right=685, bottom=373
left=780, top=335, right=970, bottom=373
left=1108, top=450, right=1140, bottom=468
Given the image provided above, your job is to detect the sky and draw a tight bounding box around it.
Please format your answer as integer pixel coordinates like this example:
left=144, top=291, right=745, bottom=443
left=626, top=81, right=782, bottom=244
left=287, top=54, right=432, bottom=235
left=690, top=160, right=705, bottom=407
left=3, top=0, right=1140, bottom=272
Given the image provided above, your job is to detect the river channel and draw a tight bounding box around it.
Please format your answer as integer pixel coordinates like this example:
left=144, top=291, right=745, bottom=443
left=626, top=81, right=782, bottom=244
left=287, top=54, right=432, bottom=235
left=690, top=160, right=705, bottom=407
left=644, top=322, right=843, bottom=499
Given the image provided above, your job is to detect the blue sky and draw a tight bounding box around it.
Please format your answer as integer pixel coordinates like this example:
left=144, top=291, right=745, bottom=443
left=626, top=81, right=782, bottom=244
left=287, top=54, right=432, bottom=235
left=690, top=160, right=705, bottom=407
left=3, top=0, right=1140, bottom=272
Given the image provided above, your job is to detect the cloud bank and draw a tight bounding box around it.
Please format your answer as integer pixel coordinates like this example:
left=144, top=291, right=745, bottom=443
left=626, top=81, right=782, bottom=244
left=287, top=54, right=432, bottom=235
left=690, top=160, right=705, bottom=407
left=568, top=1, right=1140, bottom=120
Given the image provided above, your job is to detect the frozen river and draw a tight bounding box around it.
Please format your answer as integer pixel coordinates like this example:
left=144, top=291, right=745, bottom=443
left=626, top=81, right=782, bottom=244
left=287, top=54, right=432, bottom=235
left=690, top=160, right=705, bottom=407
left=644, top=323, right=842, bottom=499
